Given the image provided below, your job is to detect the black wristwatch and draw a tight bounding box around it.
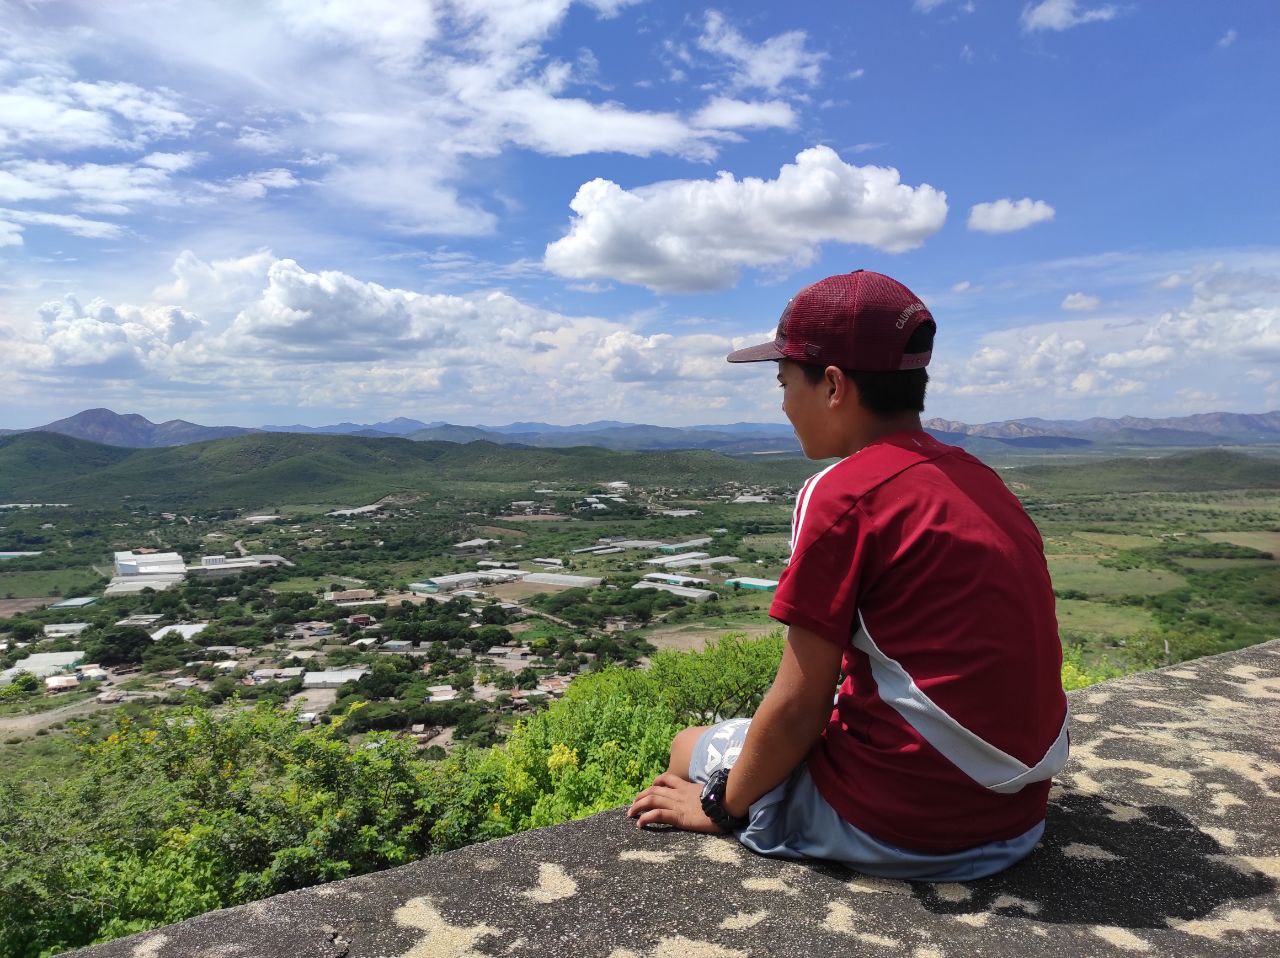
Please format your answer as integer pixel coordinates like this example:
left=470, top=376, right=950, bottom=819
left=700, top=767, right=750, bottom=832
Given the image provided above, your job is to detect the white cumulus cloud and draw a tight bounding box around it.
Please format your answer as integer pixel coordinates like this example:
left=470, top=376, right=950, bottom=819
left=544, top=146, right=948, bottom=292
left=691, top=97, right=796, bottom=131
left=968, top=197, right=1055, bottom=233
left=1062, top=292, right=1100, bottom=311
left=697, top=10, right=825, bottom=92
left=0, top=75, right=193, bottom=152
left=0, top=208, right=125, bottom=240
left=1099, top=346, right=1175, bottom=368
left=141, top=152, right=202, bottom=172
left=214, top=169, right=302, bottom=200
left=1021, top=0, right=1118, bottom=33
left=34, top=295, right=204, bottom=378
left=0, top=159, right=180, bottom=213
left=0, top=219, right=24, bottom=247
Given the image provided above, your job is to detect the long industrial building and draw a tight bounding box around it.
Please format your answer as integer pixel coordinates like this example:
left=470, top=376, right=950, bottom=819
left=522, top=572, right=603, bottom=588
left=643, top=552, right=709, bottom=567
left=631, top=582, right=717, bottom=603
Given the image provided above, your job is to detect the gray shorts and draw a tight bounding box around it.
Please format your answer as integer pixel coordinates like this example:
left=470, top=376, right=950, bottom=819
left=690, top=717, right=1044, bottom=881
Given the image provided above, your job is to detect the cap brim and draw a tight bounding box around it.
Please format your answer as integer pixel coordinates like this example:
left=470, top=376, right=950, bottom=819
left=726, top=341, right=785, bottom=363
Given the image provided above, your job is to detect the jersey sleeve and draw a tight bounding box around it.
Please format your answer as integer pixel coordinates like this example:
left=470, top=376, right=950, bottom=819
left=768, top=478, right=874, bottom=648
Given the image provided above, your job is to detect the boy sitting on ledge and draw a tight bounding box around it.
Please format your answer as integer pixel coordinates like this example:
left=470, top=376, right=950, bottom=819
left=628, top=270, right=1069, bottom=881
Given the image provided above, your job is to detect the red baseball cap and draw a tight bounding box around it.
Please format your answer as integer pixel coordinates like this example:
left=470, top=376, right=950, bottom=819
left=725, top=270, right=934, bottom=371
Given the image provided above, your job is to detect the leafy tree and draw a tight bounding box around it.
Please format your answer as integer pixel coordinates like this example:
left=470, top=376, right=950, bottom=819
left=0, top=671, right=40, bottom=700
left=83, top=627, right=153, bottom=667
left=5, top=621, right=40, bottom=643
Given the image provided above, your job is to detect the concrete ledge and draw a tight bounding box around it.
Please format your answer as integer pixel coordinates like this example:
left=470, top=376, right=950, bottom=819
left=68, top=641, right=1280, bottom=957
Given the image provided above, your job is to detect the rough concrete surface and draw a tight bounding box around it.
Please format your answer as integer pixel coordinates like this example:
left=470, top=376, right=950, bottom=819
left=67, top=641, right=1280, bottom=958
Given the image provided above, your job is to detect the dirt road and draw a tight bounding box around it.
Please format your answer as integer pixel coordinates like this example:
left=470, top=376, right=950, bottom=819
left=0, top=690, right=165, bottom=737
left=0, top=698, right=107, bottom=736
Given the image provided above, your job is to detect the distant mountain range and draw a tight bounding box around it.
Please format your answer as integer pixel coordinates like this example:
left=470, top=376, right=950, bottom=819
left=2, top=407, right=1279, bottom=454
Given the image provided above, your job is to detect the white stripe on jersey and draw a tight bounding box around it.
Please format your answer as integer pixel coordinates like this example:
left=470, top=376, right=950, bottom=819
left=790, top=461, right=842, bottom=555
left=789, top=475, right=814, bottom=555
left=853, top=612, right=1069, bottom=794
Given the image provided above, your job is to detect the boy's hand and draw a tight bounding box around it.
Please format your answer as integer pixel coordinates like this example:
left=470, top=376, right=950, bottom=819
left=628, top=772, right=726, bottom=833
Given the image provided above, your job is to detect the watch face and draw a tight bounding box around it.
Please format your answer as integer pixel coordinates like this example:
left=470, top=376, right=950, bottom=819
left=701, top=768, right=727, bottom=804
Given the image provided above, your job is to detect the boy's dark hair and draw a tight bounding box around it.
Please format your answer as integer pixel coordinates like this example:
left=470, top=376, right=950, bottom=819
left=798, top=321, right=935, bottom=416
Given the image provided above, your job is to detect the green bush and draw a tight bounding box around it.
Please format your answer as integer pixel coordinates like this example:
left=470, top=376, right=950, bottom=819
left=1059, top=645, right=1127, bottom=691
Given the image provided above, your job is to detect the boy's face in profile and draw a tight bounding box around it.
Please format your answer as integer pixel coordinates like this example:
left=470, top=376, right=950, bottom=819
left=776, top=359, right=835, bottom=460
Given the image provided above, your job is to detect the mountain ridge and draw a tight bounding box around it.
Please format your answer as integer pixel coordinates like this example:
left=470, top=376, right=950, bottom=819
left=3, top=407, right=1279, bottom=452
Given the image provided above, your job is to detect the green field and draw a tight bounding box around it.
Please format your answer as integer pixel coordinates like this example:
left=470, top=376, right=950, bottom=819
left=1204, top=531, right=1280, bottom=556
left=1072, top=531, right=1157, bottom=550
left=1046, top=555, right=1186, bottom=597
left=1056, top=599, right=1156, bottom=636
left=742, top=533, right=790, bottom=552
left=1173, top=557, right=1277, bottom=571
left=0, top=724, right=85, bottom=769
left=0, top=567, right=105, bottom=599
left=269, top=576, right=332, bottom=593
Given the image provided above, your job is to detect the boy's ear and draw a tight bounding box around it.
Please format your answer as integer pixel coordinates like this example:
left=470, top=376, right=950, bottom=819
left=826, top=366, right=853, bottom=406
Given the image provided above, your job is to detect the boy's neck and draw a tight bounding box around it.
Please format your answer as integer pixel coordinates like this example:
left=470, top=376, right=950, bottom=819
left=839, top=413, right=923, bottom=458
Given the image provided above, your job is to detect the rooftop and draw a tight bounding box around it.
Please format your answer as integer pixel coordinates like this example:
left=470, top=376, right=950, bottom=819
left=49, top=596, right=98, bottom=608
left=69, top=640, right=1280, bottom=958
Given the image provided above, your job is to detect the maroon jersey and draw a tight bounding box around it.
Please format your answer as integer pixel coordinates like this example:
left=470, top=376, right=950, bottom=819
left=770, top=430, right=1069, bottom=854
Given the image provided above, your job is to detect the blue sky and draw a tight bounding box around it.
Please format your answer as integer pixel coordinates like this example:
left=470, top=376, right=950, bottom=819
left=1, top=0, right=1277, bottom=429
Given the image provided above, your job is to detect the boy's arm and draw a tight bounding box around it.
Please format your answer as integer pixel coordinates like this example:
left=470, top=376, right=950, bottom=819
left=722, top=623, right=844, bottom=818
left=627, top=624, right=842, bottom=832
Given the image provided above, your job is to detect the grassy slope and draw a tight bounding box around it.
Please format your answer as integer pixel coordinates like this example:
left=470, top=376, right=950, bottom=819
left=1016, top=449, right=1280, bottom=495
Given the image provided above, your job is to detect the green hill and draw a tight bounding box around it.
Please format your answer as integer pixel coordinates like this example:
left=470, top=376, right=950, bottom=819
left=1015, top=449, right=1280, bottom=495
left=0, top=432, right=135, bottom=492
left=0, top=433, right=817, bottom=510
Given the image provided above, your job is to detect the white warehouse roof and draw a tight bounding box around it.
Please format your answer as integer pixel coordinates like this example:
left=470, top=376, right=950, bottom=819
left=643, top=552, right=709, bottom=566
left=105, top=574, right=185, bottom=595
left=725, top=577, right=780, bottom=589
left=642, top=572, right=710, bottom=586
left=1, top=650, right=85, bottom=685
left=114, top=551, right=186, bottom=576
left=302, top=668, right=369, bottom=688
left=523, top=573, right=603, bottom=588
left=663, top=555, right=740, bottom=569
